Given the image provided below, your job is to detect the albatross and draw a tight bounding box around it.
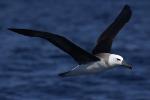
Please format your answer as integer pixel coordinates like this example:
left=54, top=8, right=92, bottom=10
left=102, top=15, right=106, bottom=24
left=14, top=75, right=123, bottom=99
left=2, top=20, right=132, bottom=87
left=9, top=5, right=132, bottom=77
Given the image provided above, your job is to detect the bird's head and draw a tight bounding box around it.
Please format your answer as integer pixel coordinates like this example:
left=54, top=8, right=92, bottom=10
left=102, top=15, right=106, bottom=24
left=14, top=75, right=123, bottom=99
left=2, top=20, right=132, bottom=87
left=108, top=54, right=132, bottom=69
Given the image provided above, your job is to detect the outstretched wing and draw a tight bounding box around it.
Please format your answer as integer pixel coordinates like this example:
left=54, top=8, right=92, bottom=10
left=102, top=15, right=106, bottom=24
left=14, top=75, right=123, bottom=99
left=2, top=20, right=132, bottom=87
left=92, top=5, right=132, bottom=54
left=9, top=28, right=99, bottom=64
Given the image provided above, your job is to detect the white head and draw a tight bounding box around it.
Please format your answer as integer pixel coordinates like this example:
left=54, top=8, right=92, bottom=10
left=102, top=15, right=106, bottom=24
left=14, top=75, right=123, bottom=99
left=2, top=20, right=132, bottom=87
left=108, top=54, right=132, bottom=69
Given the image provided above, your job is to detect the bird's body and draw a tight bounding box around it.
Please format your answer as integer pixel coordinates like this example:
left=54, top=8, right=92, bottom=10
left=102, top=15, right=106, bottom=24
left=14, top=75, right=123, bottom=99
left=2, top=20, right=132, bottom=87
left=59, top=53, right=124, bottom=77
left=61, top=61, right=106, bottom=76
left=9, top=5, right=132, bottom=77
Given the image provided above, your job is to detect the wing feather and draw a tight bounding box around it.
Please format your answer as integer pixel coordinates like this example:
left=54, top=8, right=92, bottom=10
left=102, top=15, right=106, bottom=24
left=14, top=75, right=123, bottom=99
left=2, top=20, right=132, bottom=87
left=9, top=28, right=100, bottom=64
left=92, top=5, right=132, bottom=54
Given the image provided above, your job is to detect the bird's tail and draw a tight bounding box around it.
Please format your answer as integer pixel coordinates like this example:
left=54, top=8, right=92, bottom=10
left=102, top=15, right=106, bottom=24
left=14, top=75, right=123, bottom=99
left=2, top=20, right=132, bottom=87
left=58, top=69, right=85, bottom=77
left=58, top=71, right=71, bottom=77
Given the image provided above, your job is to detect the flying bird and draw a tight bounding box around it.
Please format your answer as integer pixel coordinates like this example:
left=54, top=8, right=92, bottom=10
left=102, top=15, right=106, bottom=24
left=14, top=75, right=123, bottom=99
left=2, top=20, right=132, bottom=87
left=9, top=5, right=132, bottom=77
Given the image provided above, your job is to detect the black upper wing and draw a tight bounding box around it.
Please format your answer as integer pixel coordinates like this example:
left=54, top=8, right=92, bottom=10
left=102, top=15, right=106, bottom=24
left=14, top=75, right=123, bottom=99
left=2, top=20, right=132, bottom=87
left=92, top=5, right=132, bottom=54
left=9, top=28, right=99, bottom=64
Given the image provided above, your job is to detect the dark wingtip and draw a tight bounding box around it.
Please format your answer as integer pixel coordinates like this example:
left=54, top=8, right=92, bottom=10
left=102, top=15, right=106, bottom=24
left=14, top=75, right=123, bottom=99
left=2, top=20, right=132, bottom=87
left=8, top=28, right=22, bottom=33
left=124, top=5, right=130, bottom=9
left=8, top=28, right=38, bottom=37
left=123, top=4, right=132, bottom=16
left=118, top=4, right=132, bottom=23
left=8, top=28, right=15, bottom=31
left=8, top=28, right=25, bottom=35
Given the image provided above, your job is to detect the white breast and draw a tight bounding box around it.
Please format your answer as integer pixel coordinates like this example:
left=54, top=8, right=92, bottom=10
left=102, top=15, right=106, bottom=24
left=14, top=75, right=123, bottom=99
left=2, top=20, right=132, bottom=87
left=86, top=61, right=107, bottom=72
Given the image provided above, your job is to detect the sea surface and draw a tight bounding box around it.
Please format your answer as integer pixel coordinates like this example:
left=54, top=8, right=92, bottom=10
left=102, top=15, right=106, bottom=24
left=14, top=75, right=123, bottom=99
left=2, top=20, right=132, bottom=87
left=0, top=0, right=150, bottom=100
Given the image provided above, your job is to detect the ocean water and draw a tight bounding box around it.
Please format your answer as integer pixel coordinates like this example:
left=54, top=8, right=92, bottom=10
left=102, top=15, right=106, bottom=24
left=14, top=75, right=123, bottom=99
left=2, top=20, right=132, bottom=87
left=0, top=0, right=150, bottom=100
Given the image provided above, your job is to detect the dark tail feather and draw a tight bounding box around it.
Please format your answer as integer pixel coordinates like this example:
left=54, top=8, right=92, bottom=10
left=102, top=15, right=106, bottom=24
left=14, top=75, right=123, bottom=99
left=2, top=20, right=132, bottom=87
left=8, top=28, right=45, bottom=37
left=58, top=71, right=71, bottom=77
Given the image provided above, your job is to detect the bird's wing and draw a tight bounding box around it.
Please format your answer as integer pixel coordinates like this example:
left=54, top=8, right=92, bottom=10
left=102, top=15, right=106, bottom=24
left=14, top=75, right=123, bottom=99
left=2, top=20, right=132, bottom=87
left=92, top=5, right=132, bottom=54
left=9, top=28, right=99, bottom=64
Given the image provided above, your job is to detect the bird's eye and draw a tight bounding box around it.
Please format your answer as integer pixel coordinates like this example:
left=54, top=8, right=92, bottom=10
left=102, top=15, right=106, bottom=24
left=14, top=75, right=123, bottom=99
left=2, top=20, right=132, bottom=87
left=116, top=58, right=121, bottom=61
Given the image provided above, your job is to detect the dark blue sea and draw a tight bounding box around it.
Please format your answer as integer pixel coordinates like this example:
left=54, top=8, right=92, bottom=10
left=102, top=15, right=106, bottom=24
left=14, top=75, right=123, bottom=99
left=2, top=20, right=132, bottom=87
left=0, top=0, right=150, bottom=100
